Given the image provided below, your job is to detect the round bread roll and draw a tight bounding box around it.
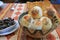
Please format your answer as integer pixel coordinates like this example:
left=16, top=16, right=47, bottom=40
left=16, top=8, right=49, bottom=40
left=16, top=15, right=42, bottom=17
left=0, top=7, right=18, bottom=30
left=40, top=17, right=52, bottom=33
left=20, top=14, right=33, bottom=27
left=29, top=6, right=42, bottom=19
left=30, top=19, right=42, bottom=30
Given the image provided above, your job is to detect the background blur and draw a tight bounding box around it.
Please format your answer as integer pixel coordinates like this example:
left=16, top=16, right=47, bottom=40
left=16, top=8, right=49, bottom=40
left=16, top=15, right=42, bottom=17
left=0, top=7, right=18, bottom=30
left=0, top=0, right=60, bottom=4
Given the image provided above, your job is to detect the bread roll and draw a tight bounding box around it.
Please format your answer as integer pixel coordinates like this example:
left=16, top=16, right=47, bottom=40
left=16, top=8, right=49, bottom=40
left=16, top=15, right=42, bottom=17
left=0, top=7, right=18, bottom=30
left=40, top=17, right=52, bottom=34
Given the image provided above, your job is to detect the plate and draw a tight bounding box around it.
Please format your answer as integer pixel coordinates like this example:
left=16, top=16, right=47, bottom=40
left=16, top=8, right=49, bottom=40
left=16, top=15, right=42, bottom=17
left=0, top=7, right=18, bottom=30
left=0, top=20, right=19, bottom=35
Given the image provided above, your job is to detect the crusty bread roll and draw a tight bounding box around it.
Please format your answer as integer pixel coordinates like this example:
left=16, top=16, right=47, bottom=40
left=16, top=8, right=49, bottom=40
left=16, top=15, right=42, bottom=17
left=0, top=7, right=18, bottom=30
left=29, top=6, right=42, bottom=19
left=20, top=14, right=32, bottom=27
left=40, top=17, right=52, bottom=34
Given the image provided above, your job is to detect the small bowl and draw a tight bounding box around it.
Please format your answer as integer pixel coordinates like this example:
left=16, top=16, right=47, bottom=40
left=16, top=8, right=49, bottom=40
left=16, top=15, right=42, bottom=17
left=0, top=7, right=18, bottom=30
left=0, top=20, right=16, bottom=31
left=0, top=20, right=19, bottom=35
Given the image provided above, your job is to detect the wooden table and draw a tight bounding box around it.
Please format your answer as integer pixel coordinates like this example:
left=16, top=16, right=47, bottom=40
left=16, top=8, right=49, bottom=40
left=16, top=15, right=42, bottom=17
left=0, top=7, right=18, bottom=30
left=53, top=4, right=60, bottom=14
left=0, top=3, right=60, bottom=40
left=0, top=3, right=13, bottom=19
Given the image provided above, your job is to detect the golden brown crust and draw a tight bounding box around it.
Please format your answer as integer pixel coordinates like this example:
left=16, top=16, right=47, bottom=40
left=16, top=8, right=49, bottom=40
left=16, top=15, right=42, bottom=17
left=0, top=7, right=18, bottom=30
left=26, top=1, right=44, bottom=11
left=26, top=1, right=51, bottom=17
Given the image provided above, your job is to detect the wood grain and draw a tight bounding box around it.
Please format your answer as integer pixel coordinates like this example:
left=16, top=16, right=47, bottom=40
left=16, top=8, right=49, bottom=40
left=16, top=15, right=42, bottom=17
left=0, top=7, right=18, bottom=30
left=0, top=4, right=13, bottom=19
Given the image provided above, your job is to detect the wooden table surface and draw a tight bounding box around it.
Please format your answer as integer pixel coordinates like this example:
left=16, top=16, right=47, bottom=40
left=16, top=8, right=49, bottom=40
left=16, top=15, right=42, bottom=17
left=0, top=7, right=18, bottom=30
left=0, top=3, right=13, bottom=19
left=53, top=4, right=60, bottom=14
